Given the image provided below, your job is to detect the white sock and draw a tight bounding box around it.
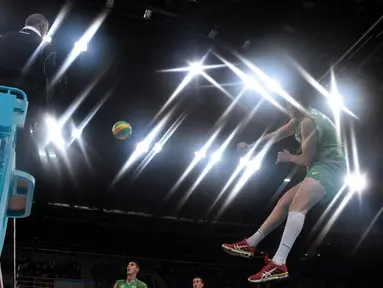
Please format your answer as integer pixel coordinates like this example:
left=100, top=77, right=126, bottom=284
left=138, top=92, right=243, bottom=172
left=272, top=211, right=305, bottom=265
left=246, top=230, right=265, bottom=247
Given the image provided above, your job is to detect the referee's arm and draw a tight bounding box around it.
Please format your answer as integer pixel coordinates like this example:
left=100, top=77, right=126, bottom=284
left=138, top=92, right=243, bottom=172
left=42, top=43, right=56, bottom=77
left=41, top=43, right=57, bottom=109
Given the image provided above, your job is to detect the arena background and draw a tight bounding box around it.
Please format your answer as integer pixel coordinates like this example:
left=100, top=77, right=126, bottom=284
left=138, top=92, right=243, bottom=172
left=1, top=0, right=383, bottom=287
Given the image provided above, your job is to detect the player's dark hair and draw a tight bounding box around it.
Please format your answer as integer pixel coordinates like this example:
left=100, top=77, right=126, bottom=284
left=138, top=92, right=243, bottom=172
left=129, top=261, right=140, bottom=269
left=194, top=277, right=204, bottom=284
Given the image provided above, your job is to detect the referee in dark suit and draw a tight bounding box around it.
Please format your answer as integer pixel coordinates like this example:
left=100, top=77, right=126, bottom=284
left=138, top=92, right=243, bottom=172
left=0, top=13, right=56, bottom=117
left=0, top=14, right=56, bottom=173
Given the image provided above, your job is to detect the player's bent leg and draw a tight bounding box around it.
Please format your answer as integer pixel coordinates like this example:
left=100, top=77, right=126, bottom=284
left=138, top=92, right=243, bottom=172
left=258, top=184, right=301, bottom=236
left=248, top=178, right=326, bottom=283
left=288, top=177, right=326, bottom=214
left=222, top=184, right=301, bottom=259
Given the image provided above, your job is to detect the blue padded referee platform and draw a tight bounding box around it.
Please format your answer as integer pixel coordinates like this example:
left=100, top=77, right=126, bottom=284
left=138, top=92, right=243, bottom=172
left=0, top=86, right=35, bottom=256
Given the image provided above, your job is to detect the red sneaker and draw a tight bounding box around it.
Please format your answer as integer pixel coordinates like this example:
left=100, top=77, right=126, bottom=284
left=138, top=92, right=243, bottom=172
left=248, top=257, right=288, bottom=283
left=221, top=239, right=255, bottom=258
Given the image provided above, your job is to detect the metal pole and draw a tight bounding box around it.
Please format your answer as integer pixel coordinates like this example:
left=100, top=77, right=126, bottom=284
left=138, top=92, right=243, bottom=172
left=13, top=218, right=16, bottom=288
left=0, top=263, right=3, bottom=288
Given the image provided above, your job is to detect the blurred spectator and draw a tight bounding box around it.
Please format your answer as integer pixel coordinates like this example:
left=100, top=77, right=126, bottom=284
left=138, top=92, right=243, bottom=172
left=17, top=257, right=81, bottom=279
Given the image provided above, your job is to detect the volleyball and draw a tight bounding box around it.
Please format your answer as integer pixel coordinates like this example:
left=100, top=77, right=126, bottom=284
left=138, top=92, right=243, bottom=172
left=112, top=121, right=132, bottom=140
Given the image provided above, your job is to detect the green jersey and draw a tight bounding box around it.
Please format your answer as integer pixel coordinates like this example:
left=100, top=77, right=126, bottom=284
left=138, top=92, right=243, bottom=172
left=294, top=108, right=347, bottom=200
left=294, top=108, right=346, bottom=165
left=115, top=279, right=148, bottom=288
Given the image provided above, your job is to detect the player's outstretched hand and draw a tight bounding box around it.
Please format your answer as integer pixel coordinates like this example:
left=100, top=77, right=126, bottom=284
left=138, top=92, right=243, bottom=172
left=237, top=142, right=249, bottom=151
left=276, top=149, right=292, bottom=163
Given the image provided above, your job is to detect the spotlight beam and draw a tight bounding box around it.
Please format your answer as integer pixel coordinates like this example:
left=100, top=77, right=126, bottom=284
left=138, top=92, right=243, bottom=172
left=215, top=138, right=275, bottom=220
left=154, top=57, right=232, bottom=124
left=67, top=86, right=114, bottom=147
left=153, top=72, right=195, bottom=123
left=352, top=206, right=383, bottom=256
left=214, top=53, right=286, bottom=113
left=308, top=188, right=356, bottom=255
left=318, top=15, right=383, bottom=82
left=200, top=71, right=235, bottom=101
left=50, top=10, right=109, bottom=88
left=266, top=166, right=299, bottom=210
left=111, top=111, right=173, bottom=186
left=291, top=61, right=358, bottom=119
left=159, top=64, right=226, bottom=73
left=308, top=184, right=347, bottom=240
left=164, top=126, right=224, bottom=203
left=133, top=112, right=188, bottom=178
left=329, top=71, right=342, bottom=139
left=212, top=89, right=246, bottom=130
left=206, top=131, right=266, bottom=217
left=234, top=52, right=305, bottom=114
left=178, top=127, right=240, bottom=211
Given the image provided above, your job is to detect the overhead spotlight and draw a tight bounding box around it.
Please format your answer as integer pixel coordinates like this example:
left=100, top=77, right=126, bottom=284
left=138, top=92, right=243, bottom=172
left=189, top=62, right=203, bottom=75
left=39, top=149, right=57, bottom=160
left=153, top=142, right=162, bottom=153
left=105, top=0, right=114, bottom=8
left=45, top=116, right=65, bottom=149
left=43, top=35, right=52, bottom=43
left=136, top=141, right=150, bottom=154
left=39, top=150, right=47, bottom=158
left=266, top=78, right=282, bottom=93
left=47, top=150, right=57, bottom=159
left=194, top=150, right=205, bottom=160
left=71, top=128, right=83, bottom=139
left=239, top=156, right=249, bottom=167
left=248, top=158, right=261, bottom=171
left=74, top=41, right=88, bottom=53
left=144, top=9, right=152, bottom=20
left=211, top=151, right=221, bottom=163
left=345, top=173, right=367, bottom=191
left=243, top=76, right=258, bottom=90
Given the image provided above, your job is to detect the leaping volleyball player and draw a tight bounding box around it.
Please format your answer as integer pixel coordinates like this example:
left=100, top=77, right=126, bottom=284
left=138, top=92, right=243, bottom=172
left=222, top=91, right=347, bottom=283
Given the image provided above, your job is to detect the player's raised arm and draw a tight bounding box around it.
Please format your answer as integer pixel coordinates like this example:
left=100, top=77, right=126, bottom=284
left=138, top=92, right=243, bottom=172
left=241, top=118, right=296, bottom=150
left=113, top=283, right=118, bottom=288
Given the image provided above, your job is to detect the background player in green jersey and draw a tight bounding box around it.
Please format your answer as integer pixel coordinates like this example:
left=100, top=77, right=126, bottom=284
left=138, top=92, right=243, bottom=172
left=222, top=92, right=347, bottom=283
left=114, top=262, right=148, bottom=288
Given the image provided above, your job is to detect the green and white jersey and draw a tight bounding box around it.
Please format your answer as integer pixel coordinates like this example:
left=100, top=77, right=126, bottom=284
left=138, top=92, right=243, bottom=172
left=294, top=108, right=346, bottom=165
left=115, top=279, right=148, bottom=288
